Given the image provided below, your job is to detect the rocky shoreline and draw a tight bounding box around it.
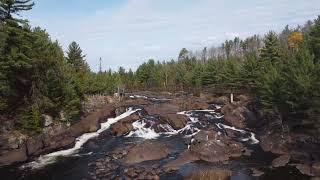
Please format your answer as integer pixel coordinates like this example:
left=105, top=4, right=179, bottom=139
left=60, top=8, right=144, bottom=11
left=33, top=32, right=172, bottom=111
left=0, top=102, right=115, bottom=167
left=0, top=91, right=319, bottom=179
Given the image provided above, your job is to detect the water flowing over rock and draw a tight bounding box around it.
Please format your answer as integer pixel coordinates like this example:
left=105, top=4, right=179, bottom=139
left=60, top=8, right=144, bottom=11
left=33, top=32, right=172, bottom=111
left=0, top=93, right=314, bottom=180
left=21, top=107, right=138, bottom=170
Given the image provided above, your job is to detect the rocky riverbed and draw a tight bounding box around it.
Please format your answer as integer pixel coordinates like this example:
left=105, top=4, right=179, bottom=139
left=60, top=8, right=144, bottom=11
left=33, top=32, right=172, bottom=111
left=0, top=92, right=318, bottom=179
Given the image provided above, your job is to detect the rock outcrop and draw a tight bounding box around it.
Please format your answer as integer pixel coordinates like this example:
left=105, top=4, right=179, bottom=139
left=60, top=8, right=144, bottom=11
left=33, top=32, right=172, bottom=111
left=0, top=104, right=115, bottom=167
left=123, top=141, right=170, bottom=164
left=111, top=114, right=140, bottom=136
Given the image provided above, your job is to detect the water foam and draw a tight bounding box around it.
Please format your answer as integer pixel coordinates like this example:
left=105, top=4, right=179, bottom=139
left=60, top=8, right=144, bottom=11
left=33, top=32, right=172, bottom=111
left=21, top=108, right=140, bottom=170
left=126, top=120, right=160, bottom=139
left=129, top=94, right=171, bottom=101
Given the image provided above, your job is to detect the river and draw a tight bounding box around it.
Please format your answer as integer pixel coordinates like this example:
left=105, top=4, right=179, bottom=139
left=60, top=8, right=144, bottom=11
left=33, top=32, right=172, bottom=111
left=0, top=95, right=309, bottom=180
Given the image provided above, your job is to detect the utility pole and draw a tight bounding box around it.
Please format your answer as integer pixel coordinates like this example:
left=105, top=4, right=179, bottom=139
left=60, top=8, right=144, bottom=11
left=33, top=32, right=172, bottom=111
left=99, top=57, right=102, bottom=73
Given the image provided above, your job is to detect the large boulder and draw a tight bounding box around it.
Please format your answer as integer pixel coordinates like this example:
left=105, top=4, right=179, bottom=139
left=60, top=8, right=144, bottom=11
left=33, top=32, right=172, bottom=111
left=189, top=130, right=249, bottom=163
left=46, top=134, right=75, bottom=151
left=161, top=114, right=188, bottom=130
left=166, top=129, right=251, bottom=170
left=221, top=103, right=258, bottom=129
left=71, top=105, right=115, bottom=137
left=260, top=133, right=290, bottom=155
left=111, top=114, right=140, bottom=136
left=123, top=141, right=170, bottom=164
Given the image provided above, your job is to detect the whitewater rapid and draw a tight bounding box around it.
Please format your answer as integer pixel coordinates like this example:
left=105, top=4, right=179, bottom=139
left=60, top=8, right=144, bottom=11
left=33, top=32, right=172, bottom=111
left=21, top=108, right=141, bottom=170
left=126, top=109, right=259, bottom=145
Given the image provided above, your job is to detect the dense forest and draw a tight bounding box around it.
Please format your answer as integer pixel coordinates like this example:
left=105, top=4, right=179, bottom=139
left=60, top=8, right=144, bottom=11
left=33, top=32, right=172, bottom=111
left=0, top=0, right=319, bottom=134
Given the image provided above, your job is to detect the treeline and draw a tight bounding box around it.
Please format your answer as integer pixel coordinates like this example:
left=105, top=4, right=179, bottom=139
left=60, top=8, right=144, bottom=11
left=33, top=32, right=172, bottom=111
left=0, top=0, right=138, bottom=133
left=118, top=17, right=320, bottom=132
left=0, top=0, right=122, bottom=133
left=1, top=0, right=319, bottom=133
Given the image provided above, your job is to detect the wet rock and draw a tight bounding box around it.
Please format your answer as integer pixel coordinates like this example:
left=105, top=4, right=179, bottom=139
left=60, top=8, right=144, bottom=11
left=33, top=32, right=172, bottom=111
left=161, top=114, right=188, bottom=130
left=186, top=169, right=232, bottom=180
left=189, top=130, right=248, bottom=163
left=71, top=105, right=115, bottom=137
left=223, top=106, right=247, bottom=129
left=111, top=114, right=140, bottom=136
left=221, top=101, right=259, bottom=129
left=260, top=133, right=289, bottom=155
left=112, top=122, right=134, bottom=136
left=0, top=144, right=27, bottom=166
left=123, top=141, right=170, bottom=164
left=272, top=154, right=291, bottom=168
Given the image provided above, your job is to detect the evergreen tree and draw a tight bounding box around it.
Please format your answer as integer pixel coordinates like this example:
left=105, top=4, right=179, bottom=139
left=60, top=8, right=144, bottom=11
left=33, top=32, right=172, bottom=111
left=309, top=16, right=320, bottom=63
left=260, top=31, right=282, bottom=63
left=66, top=41, right=89, bottom=72
left=0, top=0, right=34, bottom=21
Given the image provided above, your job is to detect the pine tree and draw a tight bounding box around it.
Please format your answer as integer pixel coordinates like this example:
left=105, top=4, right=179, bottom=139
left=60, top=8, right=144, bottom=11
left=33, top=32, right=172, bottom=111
left=309, top=16, right=320, bottom=63
left=260, top=31, right=282, bottom=63
left=0, top=0, right=34, bottom=21
left=66, top=41, right=89, bottom=72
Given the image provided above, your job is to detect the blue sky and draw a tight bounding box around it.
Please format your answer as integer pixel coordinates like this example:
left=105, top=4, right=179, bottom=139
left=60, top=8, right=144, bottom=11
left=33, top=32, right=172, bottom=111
left=24, top=0, right=320, bottom=71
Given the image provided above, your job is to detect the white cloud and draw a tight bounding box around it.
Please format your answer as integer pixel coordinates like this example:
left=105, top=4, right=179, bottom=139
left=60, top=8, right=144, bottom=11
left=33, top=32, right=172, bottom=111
left=27, top=0, right=320, bottom=71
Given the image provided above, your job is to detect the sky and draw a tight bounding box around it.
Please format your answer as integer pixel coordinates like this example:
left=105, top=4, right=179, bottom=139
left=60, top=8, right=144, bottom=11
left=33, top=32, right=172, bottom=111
left=24, top=0, right=320, bottom=72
